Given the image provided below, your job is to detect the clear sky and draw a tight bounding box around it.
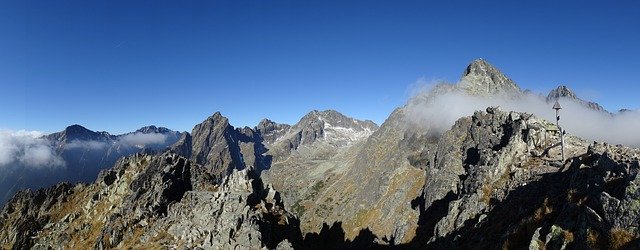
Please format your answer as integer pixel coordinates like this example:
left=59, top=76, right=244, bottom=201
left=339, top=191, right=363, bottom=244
left=1, top=1, right=638, bottom=134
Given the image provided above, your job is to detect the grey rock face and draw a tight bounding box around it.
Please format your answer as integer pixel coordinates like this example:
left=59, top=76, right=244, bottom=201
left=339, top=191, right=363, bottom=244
left=0, top=153, right=301, bottom=249
left=419, top=108, right=553, bottom=242
left=169, top=132, right=192, bottom=157
left=256, top=119, right=291, bottom=145
left=0, top=182, right=74, bottom=249
left=170, top=112, right=271, bottom=182
left=270, top=110, right=379, bottom=154
left=187, top=112, right=245, bottom=181
left=413, top=108, right=640, bottom=249
left=458, top=58, right=521, bottom=96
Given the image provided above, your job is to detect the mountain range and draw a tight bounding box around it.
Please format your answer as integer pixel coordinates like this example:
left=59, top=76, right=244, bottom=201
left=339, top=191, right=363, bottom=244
left=2, top=59, right=640, bottom=249
left=0, top=125, right=182, bottom=204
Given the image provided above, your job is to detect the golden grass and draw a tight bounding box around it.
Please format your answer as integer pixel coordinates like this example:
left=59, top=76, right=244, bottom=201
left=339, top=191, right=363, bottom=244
left=563, top=230, right=574, bottom=243
left=610, top=228, right=635, bottom=250
left=587, top=229, right=602, bottom=249
left=482, top=184, right=493, bottom=205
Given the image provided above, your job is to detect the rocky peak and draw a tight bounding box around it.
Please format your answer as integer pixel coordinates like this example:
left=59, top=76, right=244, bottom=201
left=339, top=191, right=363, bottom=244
left=187, top=112, right=239, bottom=179
left=546, top=85, right=607, bottom=112
left=285, top=110, right=378, bottom=149
left=135, top=125, right=175, bottom=134
left=203, top=111, right=228, bottom=125
left=546, top=85, right=578, bottom=101
left=47, top=124, right=113, bottom=142
left=619, top=108, right=633, bottom=114
left=459, top=59, right=521, bottom=96
left=296, top=110, right=378, bottom=132
left=173, top=111, right=271, bottom=182
left=255, top=119, right=291, bottom=145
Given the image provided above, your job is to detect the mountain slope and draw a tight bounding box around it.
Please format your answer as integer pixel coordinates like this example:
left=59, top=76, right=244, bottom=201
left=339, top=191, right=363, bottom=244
left=0, top=153, right=299, bottom=249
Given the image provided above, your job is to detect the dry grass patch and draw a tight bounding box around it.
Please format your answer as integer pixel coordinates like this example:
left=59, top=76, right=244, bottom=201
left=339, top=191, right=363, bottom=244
left=482, top=184, right=493, bottom=205
left=587, top=229, right=603, bottom=249
left=563, top=230, right=574, bottom=243
left=610, top=228, right=635, bottom=250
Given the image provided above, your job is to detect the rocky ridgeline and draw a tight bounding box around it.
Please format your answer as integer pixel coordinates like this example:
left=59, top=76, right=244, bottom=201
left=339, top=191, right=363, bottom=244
left=2, top=59, right=640, bottom=249
left=3, top=107, right=640, bottom=249
left=0, top=153, right=300, bottom=249
left=0, top=124, right=183, bottom=205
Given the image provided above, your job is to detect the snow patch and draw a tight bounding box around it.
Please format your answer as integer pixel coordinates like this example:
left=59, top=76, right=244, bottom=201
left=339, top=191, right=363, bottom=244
left=322, top=122, right=373, bottom=146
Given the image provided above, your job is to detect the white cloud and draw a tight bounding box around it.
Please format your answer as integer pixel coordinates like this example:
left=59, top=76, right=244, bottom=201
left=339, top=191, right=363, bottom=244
left=118, top=132, right=167, bottom=146
left=64, top=132, right=168, bottom=150
left=66, top=139, right=109, bottom=150
left=405, top=81, right=640, bottom=147
left=0, top=129, right=65, bottom=169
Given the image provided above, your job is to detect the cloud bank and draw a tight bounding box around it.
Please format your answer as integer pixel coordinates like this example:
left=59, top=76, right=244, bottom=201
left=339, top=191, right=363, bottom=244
left=119, top=132, right=168, bottom=146
left=0, top=130, right=65, bottom=169
left=65, top=132, right=169, bottom=150
left=405, top=82, right=640, bottom=147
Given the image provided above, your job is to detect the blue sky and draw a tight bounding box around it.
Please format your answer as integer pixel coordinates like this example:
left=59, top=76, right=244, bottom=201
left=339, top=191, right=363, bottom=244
left=1, top=1, right=638, bottom=134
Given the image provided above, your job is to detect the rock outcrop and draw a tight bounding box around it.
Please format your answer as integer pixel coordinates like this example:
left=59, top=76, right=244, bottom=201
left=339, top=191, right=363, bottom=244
left=0, top=153, right=300, bottom=249
left=403, top=107, right=640, bottom=249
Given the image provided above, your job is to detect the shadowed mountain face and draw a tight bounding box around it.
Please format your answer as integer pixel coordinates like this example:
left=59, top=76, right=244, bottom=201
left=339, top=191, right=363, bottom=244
left=2, top=59, right=640, bottom=249
left=169, top=112, right=273, bottom=182
left=0, top=125, right=182, bottom=205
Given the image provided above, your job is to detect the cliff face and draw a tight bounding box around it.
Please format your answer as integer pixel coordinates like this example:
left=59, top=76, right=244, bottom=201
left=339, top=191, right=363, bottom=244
left=406, top=107, right=640, bottom=249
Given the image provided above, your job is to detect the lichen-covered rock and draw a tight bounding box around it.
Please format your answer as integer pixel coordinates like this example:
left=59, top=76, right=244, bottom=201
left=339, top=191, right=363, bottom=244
left=416, top=108, right=640, bottom=249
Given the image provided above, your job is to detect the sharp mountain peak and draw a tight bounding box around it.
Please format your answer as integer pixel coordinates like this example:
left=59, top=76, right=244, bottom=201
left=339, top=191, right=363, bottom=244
left=547, top=85, right=578, bottom=100
left=459, top=58, right=521, bottom=95
left=135, top=125, right=174, bottom=134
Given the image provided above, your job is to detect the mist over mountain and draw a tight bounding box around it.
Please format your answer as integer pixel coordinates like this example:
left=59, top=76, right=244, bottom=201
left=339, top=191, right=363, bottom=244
left=0, top=125, right=182, bottom=204
left=2, top=59, right=640, bottom=249
left=405, top=59, right=640, bottom=147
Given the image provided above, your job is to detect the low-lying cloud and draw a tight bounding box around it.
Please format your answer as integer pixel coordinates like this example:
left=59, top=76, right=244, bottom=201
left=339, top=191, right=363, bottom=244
left=66, top=139, right=109, bottom=150
left=0, top=129, right=175, bottom=205
left=65, top=132, right=169, bottom=150
left=405, top=82, right=640, bottom=147
left=0, top=130, right=65, bottom=169
left=119, top=132, right=167, bottom=146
